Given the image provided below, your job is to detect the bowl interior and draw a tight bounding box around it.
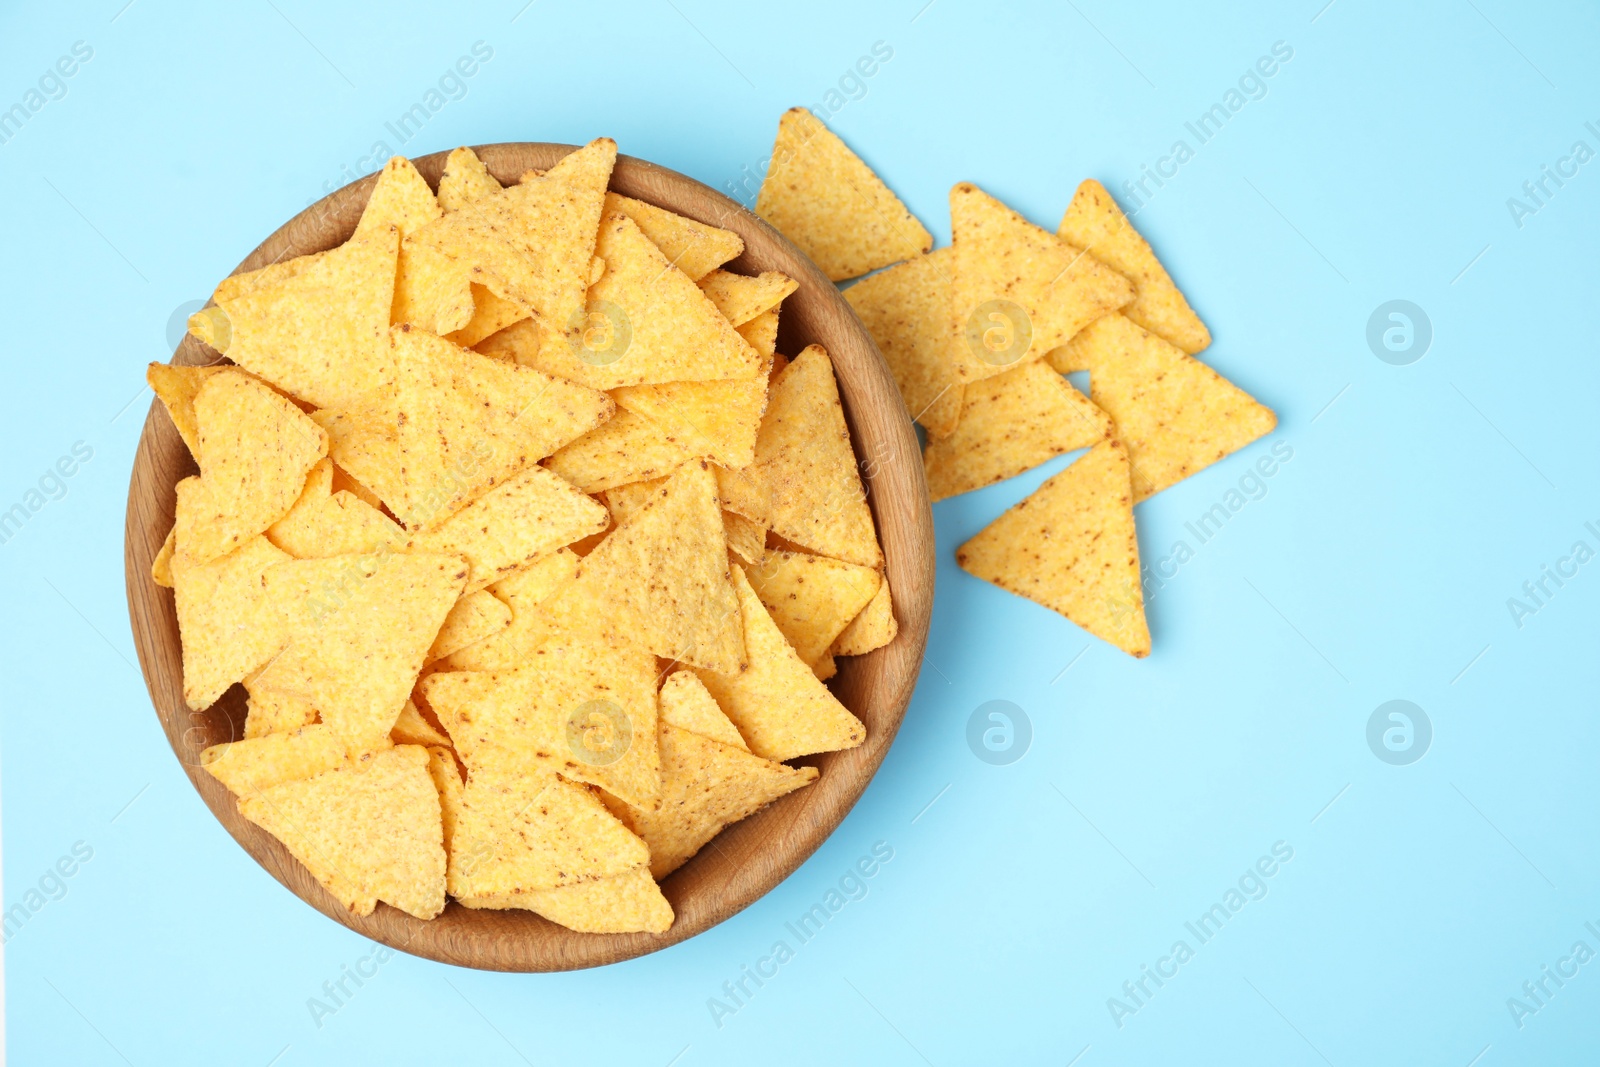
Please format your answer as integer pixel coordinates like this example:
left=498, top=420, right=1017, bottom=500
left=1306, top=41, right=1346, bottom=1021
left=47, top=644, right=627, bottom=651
left=123, top=143, right=933, bottom=971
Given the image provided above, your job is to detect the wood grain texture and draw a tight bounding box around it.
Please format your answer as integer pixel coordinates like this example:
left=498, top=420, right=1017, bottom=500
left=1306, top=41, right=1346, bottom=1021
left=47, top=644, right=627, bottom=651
left=123, top=143, right=934, bottom=971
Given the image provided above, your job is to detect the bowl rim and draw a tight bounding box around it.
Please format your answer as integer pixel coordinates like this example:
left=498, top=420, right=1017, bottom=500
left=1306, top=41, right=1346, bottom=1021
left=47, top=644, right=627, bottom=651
left=123, top=141, right=934, bottom=971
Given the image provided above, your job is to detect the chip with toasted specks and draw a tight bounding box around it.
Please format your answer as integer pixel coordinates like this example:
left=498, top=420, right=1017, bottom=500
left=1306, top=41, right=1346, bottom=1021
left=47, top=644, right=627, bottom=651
left=740, top=346, right=882, bottom=569
left=695, top=565, right=865, bottom=762
left=185, top=369, right=328, bottom=564
left=147, top=363, right=226, bottom=458
left=599, top=476, right=668, bottom=527
left=437, top=146, right=503, bottom=213
left=948, top=182, right=1134, bottom=385
left=736, top=308, right=779, bottom=359
left=213, top=251, right=327, bottom=304
left=604, top=191, right=743, bottom=281
left=832, top=574, right=896, bottom=656
left=471, top=316, right=544, bottom=368
left=187, top=305, right=232, bottom=353
left=610, top=364, right=770, bottom=470
left=151, top=524, right=176, bottom=588
left=254, top=552, right=468, bottom=746
left=843, top=248, right=964, bottom=437
left=608, top=723, right=817, bottom=880
left=212, top=224, right=400, bottom=410
left=243, top=668, right=319, bottom=738
left=723, top=510, right=768, bottom=566
left=543, top=408, right=692, bottom=494
left=443, top=548, right=580, bottom=671
left=309, top=406, right=406, bottom=517
left=744, top=549, right=881, bottom=665
left=697, top=269, right=797, bottom=328
left=390, top=698, right=452, bottom=748
left=811, top=651, right=837, bottom=682
left=405, top=463, right=608, bottom=592
left=428, top=589, right=513, bottom=662
left=357, top=156, right=473, bottom=336
left=270, top=487, right=404, bottom=559
left=957, top=439, right=1150, bottom=657
left=237, top=745, right=446, bottom=919
left=923, top=360, right=1111, bottom=502
left=1049, top=313, right=1275, bottom=502
left=462, top=865, right=673, bottom=933
left=756, top=108, right=931, bottom=281
left=1058, top=180, right=1211, bottom=354
left=658, top=669, right=747, bottom=751
left=201, top=724, right=370, bottom=795
left=445, top=765, right=648, bottom=897
left=448, top=283, right=529, bottom=347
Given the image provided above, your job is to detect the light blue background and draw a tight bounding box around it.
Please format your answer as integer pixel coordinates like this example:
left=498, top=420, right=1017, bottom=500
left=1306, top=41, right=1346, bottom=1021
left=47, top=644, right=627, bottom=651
left=2, top=1, right=1597, bottom=1063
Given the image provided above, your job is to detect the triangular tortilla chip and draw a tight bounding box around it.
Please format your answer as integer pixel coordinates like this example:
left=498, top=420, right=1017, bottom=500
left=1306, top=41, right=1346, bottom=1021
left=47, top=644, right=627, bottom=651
left=743, top=549, right=881, bottom=665
left=254, top=553, right=468, bottom=746
left=832, top=574, right=896, bottom=656
left=213, top=251, right=327, bottom=304
left=446, top=766, right=648, bottom=896
left=610, top=365, right=770, bottom=470
left=658, top=669, right=747, bottom=751
left=171, top=503, right=290, bottom=709
left=563, top=462, right=745, bottom=673
left=543, top=408, right=693, bottom=494
left=217, top=224, right=400, bottom=410
left=428, top=589, right=513, bottom=661
left=392, top=324, right=612, bottom=527
left=923, top=360, right=1111, bottom=502
left=405, top=463, right=607, bottom=592
left=843, top=248, right=964, bottom=437
left=741, top=346, right=881, bottom=568
left=755, top=107, right=931, bottom=281
left=604, top=192, right=743, bottom=280
left=270, top=487, right=404, bottom=558
left=309, top=406, right=406, bottom=517
left=412, top=139, right=614, bottom=340
left=151, top=523, right=176, bottom=588
left=391, top=699, right=451, bottom=747
left=448, top=283, right=529, bottom=347
left=599, top=476, right=668, bottom=526
left=520, top=214, right=764, bottom=390
left=723, top=510, right=767, bottom=566
left=737, top=308, right=779, bottom=359
left=956, top=439, right=1150, bottom=657
left=243, top=665, right=319, bottom=738
left=355, top=156, right=441, bottom=241
left=694, top=565, right=865, bottom=762
left=948, top=182, right=1133, bottom=384
left=186, top=305, right=231, bottom=352
left=184, top=369, right=328, bottom=564
left=607, top=722, right=817, bottom=879
left=697, top=269, right=797, bottom=328
left=460, top=865, right=672, bottom=933
left=236, top=745, right=446, bottom=919
left=443, top=548, right=579, bottom=671
left=355, top=156, right=473, bottom=336
left=1058, top=179, right=1211, bottom=354
left=471, top=316, right=544, bottom=368
left=422, top=633, right=661, bottom=808
left=437, top=146, right=502, bottom=213
left=201, top=723, right=368, bottom=795
left=147, top=363, right=226, bottom=458
left=1049, top=313, right=1275, bottom=501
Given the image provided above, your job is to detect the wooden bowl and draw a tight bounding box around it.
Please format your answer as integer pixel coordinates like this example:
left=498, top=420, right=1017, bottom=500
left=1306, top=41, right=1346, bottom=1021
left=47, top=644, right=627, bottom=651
left=124, top=143, right=934, bottom=971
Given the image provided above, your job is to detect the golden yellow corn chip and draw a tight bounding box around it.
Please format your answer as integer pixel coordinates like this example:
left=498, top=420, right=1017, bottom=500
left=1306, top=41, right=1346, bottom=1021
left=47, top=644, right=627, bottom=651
left=237, top=745, right=446, bottom=919
left=423, top=633, right=661, bottom=808
left=201, top=723, right=368, bottom=795
left=218, top=224, right=400, bottom=410
left=695, top=564, right=865, bottom=761
left=842, top=248, right=964, bottom=437
left=923, top=360, right=1110, bottom=502
left=187, top=305, right=232, bottom=353
left=740, top=346, right=881, bottom=569
left=412, top=139, right=614, bottom=340
left=697, top=269, right=797, bottom=328
left=442, top=548, right=579, bottom=671
left=329, top=460, right=385, bottom=511
left=562, top=461, right=746, bottom=673
left=832, top=574, right=896, bottom=656
left=736, top=308, right=779, bottom=359
left=723, top=510, right=767, bottom=566
left=147, top=363, right=226, bottom=458
left=610, top=364, right=770, bottom=470
left=462, top=866, right=672, bottom=934
left=254, top=552, right=468, bottom=746
left=213, top=251, right=327, bottom=304
left=356, top=156, right=440, bottom=241
left=744, top=549, right=881, bottom=665
left=543, top=409, right=692, bottom=494
left=405, top=463, right=607, bottom=592
left=957, top=439, right=1150, bottom=657
left=948, top=182, right=1134, bottom=384
left=658, top=669, right=747, bottom=751
left=310, top=406, right=406, bottom=517
left=437, top=146, right=502, bottom=213
left=599, top=476, right=667, bottom=526
left=392, top=324, right=612, bottom=527
left=428, top=589, right=512, bottom=661
left=184, top=369, right=328, bottom=564
left=755, top=108, right=931, bottom=281
left=355, top=156, right=474, bottom=336
left=812, top=651, right=837, bottom=682
left=445, top=765, right=648, bottom=896
left=1050, top=313, right=1275, bottom=501
left=471, top=316, right=544, bottom=369
left=242, top=662, right=320, bottom=738
left=1058, top=179, right=1211, bottom=354
left=171, top=495, right=290, bottom=709
left=604, top=191, right=742, bottom=281
left=270, top=488, right=404, bottom=559
left=390, top=698, right=451, bottom=747
left=448, top=283, right=528, bottom=347
left=151, top=523, right=176, bottom=588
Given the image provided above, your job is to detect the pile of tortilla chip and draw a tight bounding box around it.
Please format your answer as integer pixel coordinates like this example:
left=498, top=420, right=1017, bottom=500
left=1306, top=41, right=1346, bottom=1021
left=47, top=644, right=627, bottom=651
left=152, top=139, right=896, bottom=934
left=754, top=107, right=1276, bottom=658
